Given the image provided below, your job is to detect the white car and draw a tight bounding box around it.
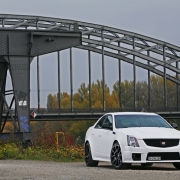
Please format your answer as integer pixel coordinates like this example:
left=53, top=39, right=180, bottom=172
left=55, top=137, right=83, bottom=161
left=85, top=112, right=180, bottom=169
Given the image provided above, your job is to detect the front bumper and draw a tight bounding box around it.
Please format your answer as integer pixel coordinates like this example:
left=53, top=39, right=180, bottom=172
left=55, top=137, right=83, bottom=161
left=122, top=140, right=180, bottom=163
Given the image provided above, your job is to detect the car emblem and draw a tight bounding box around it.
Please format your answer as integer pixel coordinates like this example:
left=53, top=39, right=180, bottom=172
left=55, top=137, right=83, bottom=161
left=161, top=141, right=166, bottom=146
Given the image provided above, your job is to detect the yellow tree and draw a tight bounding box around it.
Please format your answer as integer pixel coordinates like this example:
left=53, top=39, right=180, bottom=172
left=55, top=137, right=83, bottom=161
left=150, top=75, right=164, bottom=108
left=113, top=80, right=134, bottom=108
left=60, top=92, right=71, bottom=108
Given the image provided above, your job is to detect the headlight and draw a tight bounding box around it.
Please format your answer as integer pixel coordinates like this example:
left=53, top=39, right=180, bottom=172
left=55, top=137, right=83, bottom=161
left=127, top=135, right=140, bottom=147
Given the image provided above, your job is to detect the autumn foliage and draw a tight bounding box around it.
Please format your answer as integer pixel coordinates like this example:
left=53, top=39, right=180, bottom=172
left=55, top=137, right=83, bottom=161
left=47, top=76, right=178, bottom=110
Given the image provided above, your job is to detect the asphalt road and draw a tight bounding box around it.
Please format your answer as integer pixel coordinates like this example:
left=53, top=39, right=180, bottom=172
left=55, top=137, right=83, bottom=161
left=0, top=160, right=180, bottom=180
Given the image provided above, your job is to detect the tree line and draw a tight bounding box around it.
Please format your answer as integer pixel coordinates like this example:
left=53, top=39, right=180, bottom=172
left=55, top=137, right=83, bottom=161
left=47, top=75, right=178, bottom=110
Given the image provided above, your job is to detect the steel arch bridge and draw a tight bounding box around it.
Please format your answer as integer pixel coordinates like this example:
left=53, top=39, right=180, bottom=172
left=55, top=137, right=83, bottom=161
left=0, top=14, right=180, bottom=142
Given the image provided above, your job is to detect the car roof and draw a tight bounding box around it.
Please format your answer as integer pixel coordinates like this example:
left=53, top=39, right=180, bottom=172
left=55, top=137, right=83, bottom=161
left=105, top=112, right=158, bottom=116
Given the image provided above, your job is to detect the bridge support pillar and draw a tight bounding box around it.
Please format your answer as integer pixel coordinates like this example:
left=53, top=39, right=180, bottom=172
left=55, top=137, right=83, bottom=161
left=0, top=56, right=34, bottom=144
left=6, top=56, right=33, bottom=133
left=0, top=27, right=81, bottom=145
left=0, top=57, right=8, bottom=132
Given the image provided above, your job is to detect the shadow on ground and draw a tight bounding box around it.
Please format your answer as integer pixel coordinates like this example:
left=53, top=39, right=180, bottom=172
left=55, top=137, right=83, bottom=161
left=82, top=162, right=178, bottom=171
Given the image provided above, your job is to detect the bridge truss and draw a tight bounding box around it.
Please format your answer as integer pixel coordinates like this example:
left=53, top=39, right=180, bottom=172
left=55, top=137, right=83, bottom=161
left=0, top=14, right=180, bottom=141
left=1, top=14, right=179, bottom=110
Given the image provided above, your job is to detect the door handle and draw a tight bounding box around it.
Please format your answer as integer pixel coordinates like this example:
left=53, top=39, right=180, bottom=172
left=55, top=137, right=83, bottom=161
left=92, top=134, right=94, bottom=135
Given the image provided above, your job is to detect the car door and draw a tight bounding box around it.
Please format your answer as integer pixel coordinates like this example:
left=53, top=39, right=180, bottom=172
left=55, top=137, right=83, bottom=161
left=91, top=115, right=106, bottom=157
left=98, top=115, right=115, bottom=159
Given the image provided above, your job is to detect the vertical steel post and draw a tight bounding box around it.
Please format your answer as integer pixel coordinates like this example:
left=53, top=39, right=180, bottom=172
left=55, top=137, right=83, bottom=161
left=147, top=50, right=151, bottom=110
left=101, top=28, right=105, bottom=111
left=57, top=51, right=61, bottom=112
left=70, top=48, right=73, bottom=111
left=118, top=42, right=122, bottom=110
left=133, top=37, right=136, bottom=110
left=36, top=19, right=40, bottom=112
left=0, top=60, right=7, bottom=131
left=163, top=45, right=167, bottom=110
left=2, top=18, right=4, bottom=28
left=176, top=62, right=179, bottom=110
left=88, top=35, right=92, bottom=111
left=37, top=56, right=40, bottom=112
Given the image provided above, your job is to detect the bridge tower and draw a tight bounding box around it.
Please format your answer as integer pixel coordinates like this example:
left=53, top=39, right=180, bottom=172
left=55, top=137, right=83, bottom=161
left=0, top=25, right=81, bottom=146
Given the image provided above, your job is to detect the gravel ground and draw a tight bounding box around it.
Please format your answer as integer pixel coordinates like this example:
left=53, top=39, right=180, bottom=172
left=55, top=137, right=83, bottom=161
left=0, top=160, right=180, bottom=180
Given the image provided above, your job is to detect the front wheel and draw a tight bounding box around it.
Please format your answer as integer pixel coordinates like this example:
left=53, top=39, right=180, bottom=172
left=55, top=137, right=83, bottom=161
left=173, top=162, right=180, bottom=169
left=110, top=142, right=131, bottom=170
left=85, top=142, right=99, bottom=167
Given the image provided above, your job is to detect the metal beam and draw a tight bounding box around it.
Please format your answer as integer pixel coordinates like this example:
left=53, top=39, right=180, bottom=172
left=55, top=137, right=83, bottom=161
left=80, top=32, right=178, bottom=61
left=77, top=45, right=180, bottom=85
left=147, top=51, right=151, bottom=109
left=37, top=56, right=40, bottom=112
left=82, top=38, right=180, bottom=74
left=82, top=29, right=95, bottom=35
left=118, top=42, right=122, bottom=109
left=102, top=28, right=105, bottom=111
left=91, top=36, right=127, bottom=48
left=46, top=24, right=62, bottom=30
left=0, top=59, right=8, bottom=130
left=70, top=48, right=73, bottom=111
left=135, top=44, right=158, bottom=53
left=1, top=14, right=180, bottom=52
left=1, top=96, right=15, bottom=132
left=163, top=46, right=167, bottom=110
left=57, top=51, right=61, bottom=111
left=133, top=37, right=136, bottom=110
left=152, top=57, right=180, bottom=68
left=88, top=35, right=92, bottom=111
left=108, top=36, right=126, bottom=44
left=166, top=57, right=180, bottom=64
left=176, top=61, right=179, bottom=109
left=0, top=29, right=82, bottom=57
left=10, top=20, right=29, bottom=29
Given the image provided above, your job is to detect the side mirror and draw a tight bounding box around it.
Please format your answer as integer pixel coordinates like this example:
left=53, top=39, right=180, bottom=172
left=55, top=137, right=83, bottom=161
left=102, top=123, right=112, bottom=130
left=171, top=123, right=178, bottom=129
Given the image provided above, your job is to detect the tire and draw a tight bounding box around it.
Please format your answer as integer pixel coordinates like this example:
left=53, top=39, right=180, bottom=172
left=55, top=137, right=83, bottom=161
left=173, top=162, right=180, bottom=169
left=141, top=163, right=153, bottom=167
left=85, top=142, right=99, bottom=167
left=110, top=142, right=131, bottom=170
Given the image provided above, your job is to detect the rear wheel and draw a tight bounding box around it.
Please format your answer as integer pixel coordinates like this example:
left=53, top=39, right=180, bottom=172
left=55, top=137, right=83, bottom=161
left=141, top=163, right=153, bottom=167
left=85, top=142, right=99, bottom=167
left=111, top=142, right=131, bottom=170
left=173, top=162, right=180, bottom=169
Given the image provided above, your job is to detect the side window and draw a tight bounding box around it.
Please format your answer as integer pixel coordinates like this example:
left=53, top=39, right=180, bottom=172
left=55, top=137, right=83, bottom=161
left=95, top=116, right=106, bottom=129
left=102, top=115, right=113, bottom=130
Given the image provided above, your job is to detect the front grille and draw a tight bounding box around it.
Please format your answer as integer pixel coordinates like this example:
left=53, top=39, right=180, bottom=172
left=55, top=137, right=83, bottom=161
left=143, top=139, right=179, bottom=148
left=147, top=152, right=180, bottom=161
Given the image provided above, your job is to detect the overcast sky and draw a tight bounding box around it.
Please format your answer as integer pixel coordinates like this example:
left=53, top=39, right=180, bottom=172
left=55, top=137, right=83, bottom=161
left=0, top=0, right=180, bottom=107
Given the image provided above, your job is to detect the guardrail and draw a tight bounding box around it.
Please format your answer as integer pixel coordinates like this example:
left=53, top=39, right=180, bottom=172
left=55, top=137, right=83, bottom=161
left=2, top=107, right=180, bottom=121
left=3, top=107, right=180, bottom=114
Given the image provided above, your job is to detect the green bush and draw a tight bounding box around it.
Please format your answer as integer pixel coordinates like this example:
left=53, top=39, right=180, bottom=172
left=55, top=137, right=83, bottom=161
left=0, top=141, right=84, bottom=162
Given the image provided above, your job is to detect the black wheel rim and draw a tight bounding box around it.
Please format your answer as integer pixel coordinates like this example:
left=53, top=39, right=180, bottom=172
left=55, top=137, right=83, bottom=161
left=85, top=143, right=90, bottom=163
left=111, top=143, right=122, bottom=168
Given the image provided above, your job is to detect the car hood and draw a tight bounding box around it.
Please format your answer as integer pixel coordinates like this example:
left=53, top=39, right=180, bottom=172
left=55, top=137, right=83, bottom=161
left=117, top=127, right=180, bottom=139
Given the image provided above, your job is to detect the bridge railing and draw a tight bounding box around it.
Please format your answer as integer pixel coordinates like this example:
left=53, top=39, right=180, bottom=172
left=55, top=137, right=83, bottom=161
left=3, top=107, right=180, bottom=115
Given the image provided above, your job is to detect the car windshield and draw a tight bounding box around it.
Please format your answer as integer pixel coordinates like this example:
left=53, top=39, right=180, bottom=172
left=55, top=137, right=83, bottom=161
left=115, top=114, right=171, bottom=128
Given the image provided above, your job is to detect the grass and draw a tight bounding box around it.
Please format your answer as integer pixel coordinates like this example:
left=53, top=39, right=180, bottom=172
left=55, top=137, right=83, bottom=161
left=0, top=141, right=85, bottom=162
